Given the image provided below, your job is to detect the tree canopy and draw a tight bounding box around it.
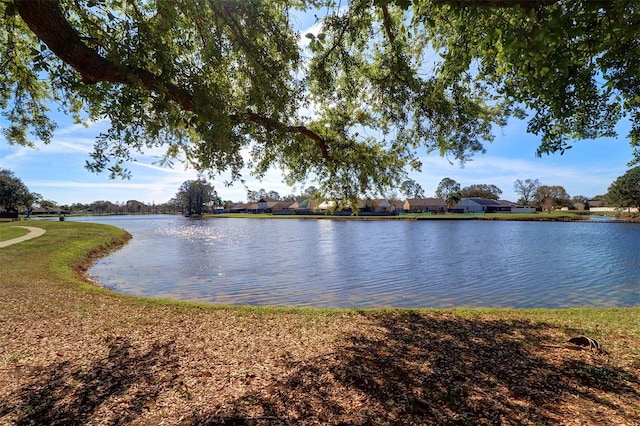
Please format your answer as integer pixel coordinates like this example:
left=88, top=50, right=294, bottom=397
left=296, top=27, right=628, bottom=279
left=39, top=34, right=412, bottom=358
left=400, top=179, right=425, bottom=198
left=459, top=183, right=502, bottom=200
left=435, top=177, right=461, bottom=207
left=534, top=184, right=570, bottom=210
left=2, top=0, right=639, bottom=199
left=175, top=177, right=218, bottom=216
left=513, top=178, right=540, bottom=206
left=606, top=166, right=640, bottom=210
left=0, top=168, right=35, bottom=212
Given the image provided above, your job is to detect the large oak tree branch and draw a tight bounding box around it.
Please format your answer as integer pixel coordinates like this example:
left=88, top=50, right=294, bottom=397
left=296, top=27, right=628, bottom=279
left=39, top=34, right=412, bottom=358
left=238, top=112, right=330, bottom=160
left=14, top=0, right=196, bottom=111
left=13, top=0, right=331, bottom=160
left=381, top=6, right=395, bottom=44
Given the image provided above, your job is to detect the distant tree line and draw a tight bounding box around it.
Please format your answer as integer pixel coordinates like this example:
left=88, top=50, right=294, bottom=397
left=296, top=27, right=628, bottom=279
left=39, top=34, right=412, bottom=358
left=65, top=200, right=177, bottom=215
left=246, top=177, right=589, bottom=212
left=2, top=167, right=639, bottom=218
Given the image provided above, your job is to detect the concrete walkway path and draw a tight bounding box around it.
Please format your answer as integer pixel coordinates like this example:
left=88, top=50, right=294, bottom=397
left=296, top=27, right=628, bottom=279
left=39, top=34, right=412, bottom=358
left=0, top=226, right=46, bottom=248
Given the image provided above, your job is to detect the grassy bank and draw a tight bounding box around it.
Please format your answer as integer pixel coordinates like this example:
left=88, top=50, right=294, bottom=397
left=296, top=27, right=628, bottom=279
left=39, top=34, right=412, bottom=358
left=1, top=221, right=639, bottom=425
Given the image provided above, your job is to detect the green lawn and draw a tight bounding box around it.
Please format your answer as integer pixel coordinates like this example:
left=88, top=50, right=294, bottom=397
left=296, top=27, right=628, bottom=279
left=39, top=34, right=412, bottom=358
left=0, top=223, right=31, bottom=240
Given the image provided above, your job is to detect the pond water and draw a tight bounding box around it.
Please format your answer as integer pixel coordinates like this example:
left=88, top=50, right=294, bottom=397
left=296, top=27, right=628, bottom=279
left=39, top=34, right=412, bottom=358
left=68, top=215, right=640, bottom=309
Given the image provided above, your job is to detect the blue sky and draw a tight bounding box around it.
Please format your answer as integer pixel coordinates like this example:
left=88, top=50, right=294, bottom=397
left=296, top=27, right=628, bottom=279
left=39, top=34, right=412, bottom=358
left=0, top=9, right=636, bottom=206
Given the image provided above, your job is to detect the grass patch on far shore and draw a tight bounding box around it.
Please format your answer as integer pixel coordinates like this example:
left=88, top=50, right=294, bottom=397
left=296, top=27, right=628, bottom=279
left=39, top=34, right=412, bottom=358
left=1, top=221, right=639, bottom=425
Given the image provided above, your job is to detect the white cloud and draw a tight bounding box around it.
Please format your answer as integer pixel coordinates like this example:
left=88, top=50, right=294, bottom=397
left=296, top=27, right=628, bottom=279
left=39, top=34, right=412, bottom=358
left=0, top=145, right=31, bottom=167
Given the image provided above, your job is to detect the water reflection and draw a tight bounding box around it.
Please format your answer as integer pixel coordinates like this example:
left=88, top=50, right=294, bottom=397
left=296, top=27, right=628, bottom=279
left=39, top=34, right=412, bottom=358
left=70, top=215, right=640, bottom=309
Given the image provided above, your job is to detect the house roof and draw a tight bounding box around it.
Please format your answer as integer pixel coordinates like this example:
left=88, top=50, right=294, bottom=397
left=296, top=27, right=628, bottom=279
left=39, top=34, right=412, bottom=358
left=227, top=202, right=258, bottom=210
left=465, top=198, right=501, bottom=206
left=226, top=203, right=246, bottom=210
left=358, top=198, right=391, bottom=208
left=30, top=205, right=62, bottom=214
left=374, top=199, right=391, bottom=208
left=404, top=198, right=447, bottom=207
left=318, top=200, right=336, bottom=210
left=271, top=201, right=298, bottom=211
left=297, top=199, right=317, bottom=209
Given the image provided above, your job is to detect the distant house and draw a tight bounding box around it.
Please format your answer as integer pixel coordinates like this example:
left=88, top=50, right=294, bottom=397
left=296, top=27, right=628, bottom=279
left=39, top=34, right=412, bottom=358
left=271, top=201, right=299, bottom=214
left=316, top=199, right=346, bottom=210
left=588, top=199, right=606, bottom=208
left=317, top=199, right=357, bottom=214
left=226, top=202, right=258, bottom=213
left=359, top=198, right=394, bottom=213
left=372, top=199, right=393, bottom=213
left=590, top=205, right=639, bottom=213
left=572, top=201, right=586, bottom=211
left=257, top=197, right=299, bottom=213
left=225, top=202, right=244, bottom=213
left=30, top=205, right=66, bottom=215
left=497, top=200, right=537, bottom=213
left=511, top=205, right=536, bottom=213
left=317, top=200, right=337, bottom=211
left=257, top=198, right=281, bottom=213
left=295, top=199, right=318, bottom=214
left=307, top=199, right=318, bottom=210
left=455, top=198, right=512, bottom=213
left=390, top=200, right=405, bottom=214
left=454, top=198, right=536, bottom=213
left=0, top=211, right=19, bottom=220
left=403, top=198, right=447, bottom=213
left=511, top=206, right=537, bottom=213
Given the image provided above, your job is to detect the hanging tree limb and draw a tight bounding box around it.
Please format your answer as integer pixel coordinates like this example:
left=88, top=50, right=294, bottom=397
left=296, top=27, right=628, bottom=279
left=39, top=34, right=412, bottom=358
left=14, top=0, right=195, bottom=111
left=13, top=0, right=331, bottom=161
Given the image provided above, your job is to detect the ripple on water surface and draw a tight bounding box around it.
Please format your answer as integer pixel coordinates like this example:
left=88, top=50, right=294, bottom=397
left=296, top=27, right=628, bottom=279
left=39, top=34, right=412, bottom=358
left=84, top=216, right=640, bottom=308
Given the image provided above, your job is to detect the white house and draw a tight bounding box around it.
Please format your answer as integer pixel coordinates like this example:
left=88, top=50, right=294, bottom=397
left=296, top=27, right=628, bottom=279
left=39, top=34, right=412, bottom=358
left=455, top=198, right=511, bottom=213
left=511, top=206, right=537, bottom=213
left=317, top=200, right=337, bottom=211
left=456, top=198, right=536, bottom=213
left=359, top=198, right=393, bottom=213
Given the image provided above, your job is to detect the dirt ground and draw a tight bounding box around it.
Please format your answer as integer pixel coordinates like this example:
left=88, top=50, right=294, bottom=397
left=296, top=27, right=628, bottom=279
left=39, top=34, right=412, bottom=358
left=2, top=299, right=639, bottom=425
left=1, top=224, right=639, bottom=425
